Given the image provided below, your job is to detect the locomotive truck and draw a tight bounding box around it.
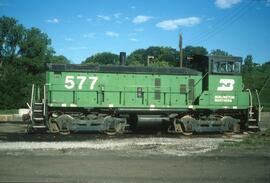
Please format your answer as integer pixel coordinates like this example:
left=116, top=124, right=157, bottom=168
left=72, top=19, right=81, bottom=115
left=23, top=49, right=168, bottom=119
left=27, top=53, right=261, bottom=134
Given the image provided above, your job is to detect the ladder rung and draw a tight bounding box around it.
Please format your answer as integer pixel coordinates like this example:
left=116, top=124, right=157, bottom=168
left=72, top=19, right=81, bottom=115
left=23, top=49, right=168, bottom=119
left=35, top=103, right=43, bottom=105
left=34, top=117, right=44, bottom=121
left=248, top=125, right=259, bottom=129
left=34, top=110, right=43, bottom=112
left=32, top=125, right=46, bottom=128
left=248, top=119, right=257, bottom=121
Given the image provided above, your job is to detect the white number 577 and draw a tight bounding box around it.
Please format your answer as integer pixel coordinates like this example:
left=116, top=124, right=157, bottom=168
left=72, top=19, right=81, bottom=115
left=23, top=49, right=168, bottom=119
left=64, top=76, right=98, bottom=90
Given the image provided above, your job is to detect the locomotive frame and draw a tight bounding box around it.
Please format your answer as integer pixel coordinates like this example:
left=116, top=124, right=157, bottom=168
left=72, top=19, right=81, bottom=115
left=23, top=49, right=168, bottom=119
left=27, top=54, right=261, bottom=134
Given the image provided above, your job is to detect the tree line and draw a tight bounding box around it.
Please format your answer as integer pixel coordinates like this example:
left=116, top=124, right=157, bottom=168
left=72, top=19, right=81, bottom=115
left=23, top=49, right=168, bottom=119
left=0, top=16, right=69, bottom=109
left=0, top=16, right=269, bottom=110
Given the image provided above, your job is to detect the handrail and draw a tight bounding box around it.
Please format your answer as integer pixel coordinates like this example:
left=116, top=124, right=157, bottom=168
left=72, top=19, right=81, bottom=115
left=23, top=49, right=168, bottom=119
left=193, top=72, right=209, bottom=89
left=255, top=89, right=263, bottom=122
left=186, top=72, right=209, bottom=104
left=30, top=84, right=35, bottom=123
left=30, top=84, right=34, bottom=109
left=43, top=84, right=46, bottom=117
left=246, top=89, right=253, bottom=118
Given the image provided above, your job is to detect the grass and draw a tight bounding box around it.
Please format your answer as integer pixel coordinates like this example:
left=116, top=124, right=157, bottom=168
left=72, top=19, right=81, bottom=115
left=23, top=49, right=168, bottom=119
left=221, top=129, right=270, bottom=149
left=262, top=105, right=270, bottom=112
left=240, top=129, right=270, bottom=145
left=0, top=109, right=18, bottom=115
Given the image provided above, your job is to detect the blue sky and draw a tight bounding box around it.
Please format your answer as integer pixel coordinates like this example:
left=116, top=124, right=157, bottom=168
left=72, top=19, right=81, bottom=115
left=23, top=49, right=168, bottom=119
left=1, top=0, right=270, bottom=63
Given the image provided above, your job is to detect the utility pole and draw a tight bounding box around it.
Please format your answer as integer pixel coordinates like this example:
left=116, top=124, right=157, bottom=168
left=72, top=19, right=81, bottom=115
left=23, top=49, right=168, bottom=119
left=179, top=33, right=183, bottom=68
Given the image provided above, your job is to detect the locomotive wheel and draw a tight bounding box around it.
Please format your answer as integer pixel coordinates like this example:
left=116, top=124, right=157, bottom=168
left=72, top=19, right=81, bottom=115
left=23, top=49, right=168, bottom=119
left=48, top=118, right=60, bottom=133
left=105, top=129, right=119, bottom=135
left=58, top=122, right=70, bottom=135
left=221, top=116, right=240, bottom=133
left=182, top=132, right=193, bottom=136
left=167, top=118, right=184, bottom=134
left=104, top=116, right=125, bottom=135
left=104, top=121, right=123, bottom=135
left=54, top=114, right=73, bottom=135
left=59, top=130, right=70, bottom=135
left=180, top=115, right=195, bottom=135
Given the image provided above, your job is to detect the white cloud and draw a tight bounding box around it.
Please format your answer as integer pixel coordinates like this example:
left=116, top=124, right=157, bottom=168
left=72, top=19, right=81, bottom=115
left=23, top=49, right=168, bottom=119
left=133, top=15, right=153, bottom=24
left=97, top=15, right=111, bottom=21
left=113, top=13, right=121, bottom=18
left=266, top=0, right=270, bottom=6
left=86, top=18, right=92, bottom=22
left=64, top=38, right=73, bottom=41
left=131, top=6, right=136, bottom=9
left=83, top=33, right=95, bottom=38
left=156, top=17, right=201, bottom=31
left=105, top=31, right=119, bottom=37
left=77, top=14, right=83, bottom=18
left=134, top=28, right=144, bottom=32
left=215, top=0, right=241, bottom=9
left=46, top=18, right=60, bottom=24
left=129, top=38, right=138, bottom=42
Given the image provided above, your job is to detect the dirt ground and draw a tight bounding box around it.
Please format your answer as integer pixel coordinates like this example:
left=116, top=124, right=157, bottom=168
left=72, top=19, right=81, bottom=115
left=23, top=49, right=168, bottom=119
left=0, top=114, right=269, bottom=183
left=0, top=148, right=269, bottom=183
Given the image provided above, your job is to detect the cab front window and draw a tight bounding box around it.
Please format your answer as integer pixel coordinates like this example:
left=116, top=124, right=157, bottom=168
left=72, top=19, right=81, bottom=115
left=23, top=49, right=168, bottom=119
left=212, top=61, right=241, bottom=74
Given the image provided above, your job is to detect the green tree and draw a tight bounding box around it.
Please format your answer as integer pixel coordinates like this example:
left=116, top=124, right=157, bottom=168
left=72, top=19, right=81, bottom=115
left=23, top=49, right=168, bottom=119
left=127, top=49, right=146, bottom=66
left=0, top=64, right=34, bottom=109
left=127, top=46, right=179, bottom=67
left=243, top=55, right=253, bottom=73
left=244, top=55, right=253, bottom=67
left=18, top=27, right=54, bottom=74
left=182, top=45, right=208, bottom=66
left=149, top=60, right=170, bottom=67
left=146, top=46, right=179, bottom=66
left=264, top=61, right=270, bottom=65
left=83, top=52, right=118, bottom=65
left=210, top=49, right=231, bottom=56
left=0, top=16, right=55, bottom=109
left=183, top=46, right=208, bottom=58
left=50, top=55, right=70, bottom=64
left=0, top=16, right=24, bottom=63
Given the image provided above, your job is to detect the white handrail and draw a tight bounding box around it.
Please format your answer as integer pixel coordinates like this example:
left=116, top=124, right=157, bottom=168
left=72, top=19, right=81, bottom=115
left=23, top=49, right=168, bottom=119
left=246, top=89, right=253, bottom=118
left=255, top=89, right=263, bottom=122
left=30, top=84, right=35, bottom=122
left=30, top=84, right=34, bottom=109
left=43, top=84, right=46, bottom=117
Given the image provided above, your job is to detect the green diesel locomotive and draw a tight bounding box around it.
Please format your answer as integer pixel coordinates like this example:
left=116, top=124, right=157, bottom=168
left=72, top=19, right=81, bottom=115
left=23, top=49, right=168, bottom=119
left=28, top=54, right=261, bottom=134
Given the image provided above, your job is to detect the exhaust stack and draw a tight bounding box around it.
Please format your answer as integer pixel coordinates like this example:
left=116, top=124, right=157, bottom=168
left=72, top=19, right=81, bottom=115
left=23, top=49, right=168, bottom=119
left=119, top=52, right=126, bottom=65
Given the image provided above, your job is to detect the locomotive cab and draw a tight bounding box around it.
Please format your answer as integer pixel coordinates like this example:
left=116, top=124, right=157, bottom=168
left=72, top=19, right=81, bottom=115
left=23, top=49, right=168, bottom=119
left=186, top=55, right=242, bottom=91
left=186, top=55, right=248, bottom=107
left=185, top=55, right=259, bottom=131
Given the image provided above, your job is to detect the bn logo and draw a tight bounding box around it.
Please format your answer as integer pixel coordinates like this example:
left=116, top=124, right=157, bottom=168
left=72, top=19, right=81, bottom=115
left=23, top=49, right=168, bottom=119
left=217, top=79, right=235, bottom=91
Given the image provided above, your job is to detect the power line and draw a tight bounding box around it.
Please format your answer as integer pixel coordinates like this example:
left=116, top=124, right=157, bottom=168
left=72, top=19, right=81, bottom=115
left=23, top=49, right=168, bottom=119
left=187, top=0, right=255, bottom=46
left=187, top=1, right=248, bottom=44
left=189, top=0, right=254, bottom=45
left=191, top=0, right=254, bottom=45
